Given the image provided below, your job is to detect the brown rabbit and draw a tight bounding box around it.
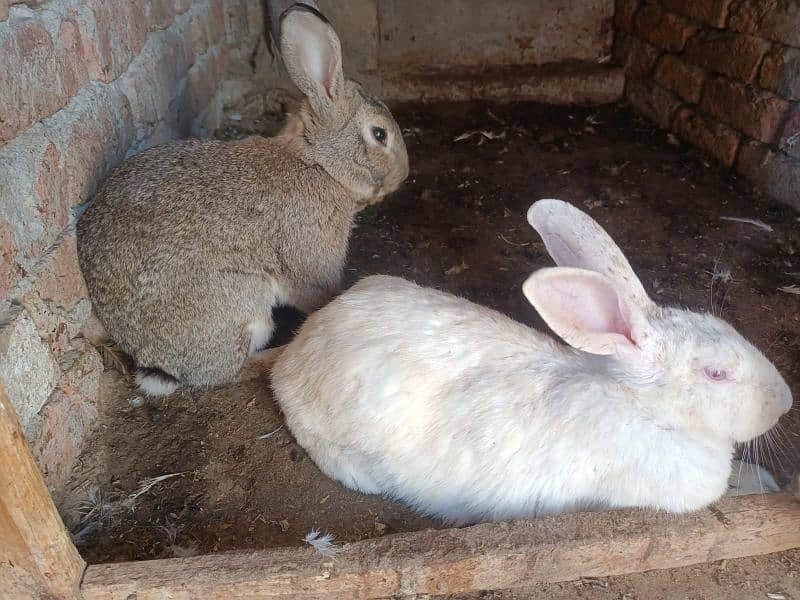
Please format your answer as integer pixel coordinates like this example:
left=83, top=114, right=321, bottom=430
left=77, top=5, right=409, bottom=396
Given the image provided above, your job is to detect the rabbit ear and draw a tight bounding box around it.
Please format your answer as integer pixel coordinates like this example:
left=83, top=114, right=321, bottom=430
left=527, top=199, right=650, bottom=307
left=522, top=267, right=651, bottom=357
left=280, top=6, right=344, bottom=119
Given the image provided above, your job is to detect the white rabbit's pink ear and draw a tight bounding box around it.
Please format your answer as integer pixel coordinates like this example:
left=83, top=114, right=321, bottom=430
left=522, top=267, right=650, bottom=357
left=527, top=199, right=650, bottom=308
left=280, top=6, right=344, bottom=118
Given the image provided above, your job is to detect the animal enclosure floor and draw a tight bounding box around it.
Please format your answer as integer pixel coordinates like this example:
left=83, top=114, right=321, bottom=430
left=65, top=101, right=800, bottom=598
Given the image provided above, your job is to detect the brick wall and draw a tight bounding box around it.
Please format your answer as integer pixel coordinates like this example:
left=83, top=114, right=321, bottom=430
left=615, top=0, right=800, bottom=210
left=0, top=0, right=262, bottom=499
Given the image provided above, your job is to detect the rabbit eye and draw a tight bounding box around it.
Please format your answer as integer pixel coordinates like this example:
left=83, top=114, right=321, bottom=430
left=704, top=367, right=728, bottom=381
left=371, top=126, right=387, bottom=145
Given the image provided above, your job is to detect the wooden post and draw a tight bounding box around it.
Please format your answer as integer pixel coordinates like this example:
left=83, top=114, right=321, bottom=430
left=82, top=492, right=800, bottom=599
left=0, top=384, right=85, bottom=598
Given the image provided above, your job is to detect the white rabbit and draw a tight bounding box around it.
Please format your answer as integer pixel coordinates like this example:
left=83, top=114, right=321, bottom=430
left=271, top=199, right=793, bottom=524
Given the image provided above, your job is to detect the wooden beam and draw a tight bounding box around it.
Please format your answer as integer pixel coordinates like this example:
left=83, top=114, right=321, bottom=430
left=82, top=492, right=800, bottom=599
left=0, top=384, right=86, bottom=598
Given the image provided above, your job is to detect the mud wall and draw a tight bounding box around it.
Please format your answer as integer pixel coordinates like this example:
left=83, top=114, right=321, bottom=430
left=615, top=0, right=800, bottom=209
left=236, top=0, right=623, bottom=110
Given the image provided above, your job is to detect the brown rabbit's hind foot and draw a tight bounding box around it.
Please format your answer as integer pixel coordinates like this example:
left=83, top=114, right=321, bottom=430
left=134, top=367, right=181, bottom=397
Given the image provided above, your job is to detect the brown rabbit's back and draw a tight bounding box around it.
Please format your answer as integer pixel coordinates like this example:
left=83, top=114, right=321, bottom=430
left=77, top=136, right=356, bottom=386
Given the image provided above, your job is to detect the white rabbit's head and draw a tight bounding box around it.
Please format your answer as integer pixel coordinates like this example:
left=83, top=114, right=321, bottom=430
left=523, top=199, right=792, bottom=444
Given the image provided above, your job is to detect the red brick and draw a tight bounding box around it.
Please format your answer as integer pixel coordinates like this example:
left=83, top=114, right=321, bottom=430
left=147, top=0, right=175, bottom=31
left=672, top=107, right=741, bottom=167
left=614, top=0, right=640, bottom=33
left=174, top=0, right=194, bottom=15
left=661, top=0, right=733, bottom=28
left=736, top=139, right=800, bottom=210
left=728, top=0, right=800, bottom=47
left=49, top=84, right=134, bottom=208
left=119, top=28, right=196, bottom=146
left=244, top=0, right=263, bottom=36
left=187, top=47, right=223, bottom=115
left=34, top=142, right=71, bottom=236
left=0, top=134, right=69, bottom=271
left=778, top=104, right=800, bottom=159
left=759, top=45, right=800, bottom=102
left=187, top=9, right=211, bottom=54
left=654, top=54, right=706, bottom=104
left=635, top=4, right=698, bottom=52
left=0, top=221, right=22, bottom=298
left=208, top=0, right=226, bottom=43
left=0, top=16, right=63, bottom=141
left=701, top=77, right=791, bottom=143
left=31, top=341, right=102, bottom=492
left=626, top=79, right=682, bottom=129
left=614, top=32, right=662, bottom=79
left=684, top=31, right=769, bottom=84
left=69, top=0, right=148, bottom=83
left=21, top=232, right=92, bottom=358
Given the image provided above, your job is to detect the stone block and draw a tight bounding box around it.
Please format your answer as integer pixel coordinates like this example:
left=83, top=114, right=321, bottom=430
left=626, top=79, right=682, bottom=129
left=728, top=0, right=800, bottom=47
left=654, top=54, right=706, bottom=104
left=615, top=31, right=662, bottom=79
left=759, top=45, right=800, bottom=101
left=661, top=0, right=733, bottom=28
left=684, top=31, right=769, bottom=84
left=701, top=77, right=791, bottom=143
left=614, top=0, right=640, bottom=33
left=635, top=3, right=698, bottom=52
left=736, top=139, right=800, bottom=210
left=672, top=107, right=741, bottom=167
left=0, top=308, right=59, bottom=442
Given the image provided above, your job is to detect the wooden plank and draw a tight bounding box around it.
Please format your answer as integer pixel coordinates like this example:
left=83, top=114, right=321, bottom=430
left=0, top=384, right=85, bottom=599
left=82, top=492, right=800, bottom=599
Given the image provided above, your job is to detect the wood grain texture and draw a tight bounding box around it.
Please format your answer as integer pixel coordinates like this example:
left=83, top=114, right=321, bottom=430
left=82, top=492, right=800, bottom=599
left=0, top=384, right=85, bottom=599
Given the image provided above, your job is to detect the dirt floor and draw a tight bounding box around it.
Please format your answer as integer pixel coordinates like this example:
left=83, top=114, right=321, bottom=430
left=65, top=101, right=800, bottom=598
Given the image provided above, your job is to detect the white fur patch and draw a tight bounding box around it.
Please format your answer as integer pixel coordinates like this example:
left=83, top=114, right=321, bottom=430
left=247, top=319, right=273, bottom=355
left=135, top=371, right=179, bottom=397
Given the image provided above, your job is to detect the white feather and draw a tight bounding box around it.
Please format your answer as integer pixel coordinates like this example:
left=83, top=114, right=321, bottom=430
left=303, top=529, right=340, bottom=558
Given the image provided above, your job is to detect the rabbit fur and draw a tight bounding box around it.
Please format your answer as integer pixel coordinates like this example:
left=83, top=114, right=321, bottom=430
left=77, top=6, right=408, bottom=395
left=271, top=199, right=793, bottom=525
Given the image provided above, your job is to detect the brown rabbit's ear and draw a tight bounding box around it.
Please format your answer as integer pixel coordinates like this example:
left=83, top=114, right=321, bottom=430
left=527, top=199, right=651, bottom=309
left=279, top=6, right=344, bottom=121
